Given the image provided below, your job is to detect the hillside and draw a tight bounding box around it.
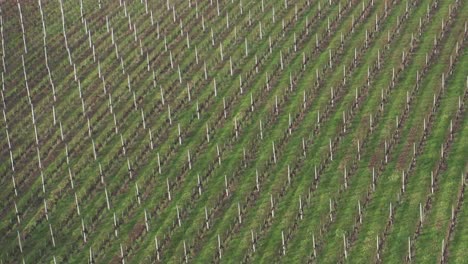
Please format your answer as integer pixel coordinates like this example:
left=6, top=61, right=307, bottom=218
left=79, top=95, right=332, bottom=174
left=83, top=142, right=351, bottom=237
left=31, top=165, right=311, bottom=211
left=0, top=0, right=467, bottom=263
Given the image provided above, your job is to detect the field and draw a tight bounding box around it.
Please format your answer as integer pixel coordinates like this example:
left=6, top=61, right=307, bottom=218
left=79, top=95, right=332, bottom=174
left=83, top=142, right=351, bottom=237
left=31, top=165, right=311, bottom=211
left=0, top=0, right=467, bottom=263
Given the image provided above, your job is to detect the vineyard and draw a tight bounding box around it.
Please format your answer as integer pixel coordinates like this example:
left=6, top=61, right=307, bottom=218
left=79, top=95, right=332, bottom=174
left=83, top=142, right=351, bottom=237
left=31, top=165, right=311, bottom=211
left=0, top=0, right=467, bottom=263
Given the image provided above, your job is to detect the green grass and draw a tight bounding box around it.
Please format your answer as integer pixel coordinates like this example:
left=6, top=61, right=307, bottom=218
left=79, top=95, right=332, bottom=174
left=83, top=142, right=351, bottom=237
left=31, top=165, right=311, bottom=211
left=0, top=0, right=466, bottom=263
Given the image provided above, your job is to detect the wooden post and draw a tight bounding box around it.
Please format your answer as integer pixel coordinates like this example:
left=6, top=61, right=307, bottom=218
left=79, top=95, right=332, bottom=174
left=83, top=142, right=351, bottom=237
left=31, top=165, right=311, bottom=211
left=16, top=230, right=23, bottom=253
left=127, top=157, right=133, bottom=179
left=385, top=140, right=388, bottom=164
left=178, top=65, right=182, bottom=83
left=211, top=28, right=214, bottom=47
left=251, top=230, right=256, bottom=252
left=205, top=207, right=210, bottom=229
left=275, top=95, right=279, bottom=114
left=44, top=199, right=49, bottom=221
left=331, top=87, right=334, bottom=107
left=205, top=123, right=210, bottom=143
left=169, top=50, right=174, bottom=69
left=272, top=141, right=277, bottom=164
left=343, top=234, right=347, bottom=259
left=167, top=178, right=171, bottom=201
left=218, top=234, right=222, bottom=259
left=281, top=230, right=286, bottom=255
left=238, top=202, right=242, bottom=223
left=225, top=175, right=229, bottom=197
left=183, top=240, right=188, bottom=263
left=450, top=119, right=453, bottom=140
left=376, top=235, right=380, bottom=260
left=196, top=174, right=202, bottom=196
left=299, top=196, right=303, bottom=220
left=177, top=205, right=181, bottom=227
left=81, top=218, right=86, bottom=242
left=408, top=237, right=411, bottom=261
left=75, top=193, right=81, bottom=216
left=312, top=234, right=316, bottom=257
left=256, top=170, right=260, bottom=191
left=145, top=210, right=149, bottom=231
left=157, top=153, right=161, bottom=174
left=213, top=78, right=218, bottom=97
left=402, top=171, right=406, bottom=193
left=280, top=51, right=284, bottom=70
left=260, top=120, right=263, bottom=140
left=114, top=212, right=119, bottom=237
left=178, top=124, right=182, bottom=145
left=390, top=202, right=393, bottom=220
left=358, top=200, right=362, bottom=223
left=188, top=150, right=192, bottom=169
left=419, top=203, right=423, bottom=226
left=136, top=183, right=141, bottom=205
left=343, top=111, right=346, bottom=133
left=251, top=93, right=254, bottom=112
left=155, top=237, right=160, bottom=261
left=99, top=163, right=104, bottom=184
left=344, top=167, right=348, bottom=189
left=235, top=117, right=238, bottom=138
left=105, top=187, right=110, bottom=210
left=271, top=194, right=275, bottom=218
left=217, top=144, right=221, bottom=165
